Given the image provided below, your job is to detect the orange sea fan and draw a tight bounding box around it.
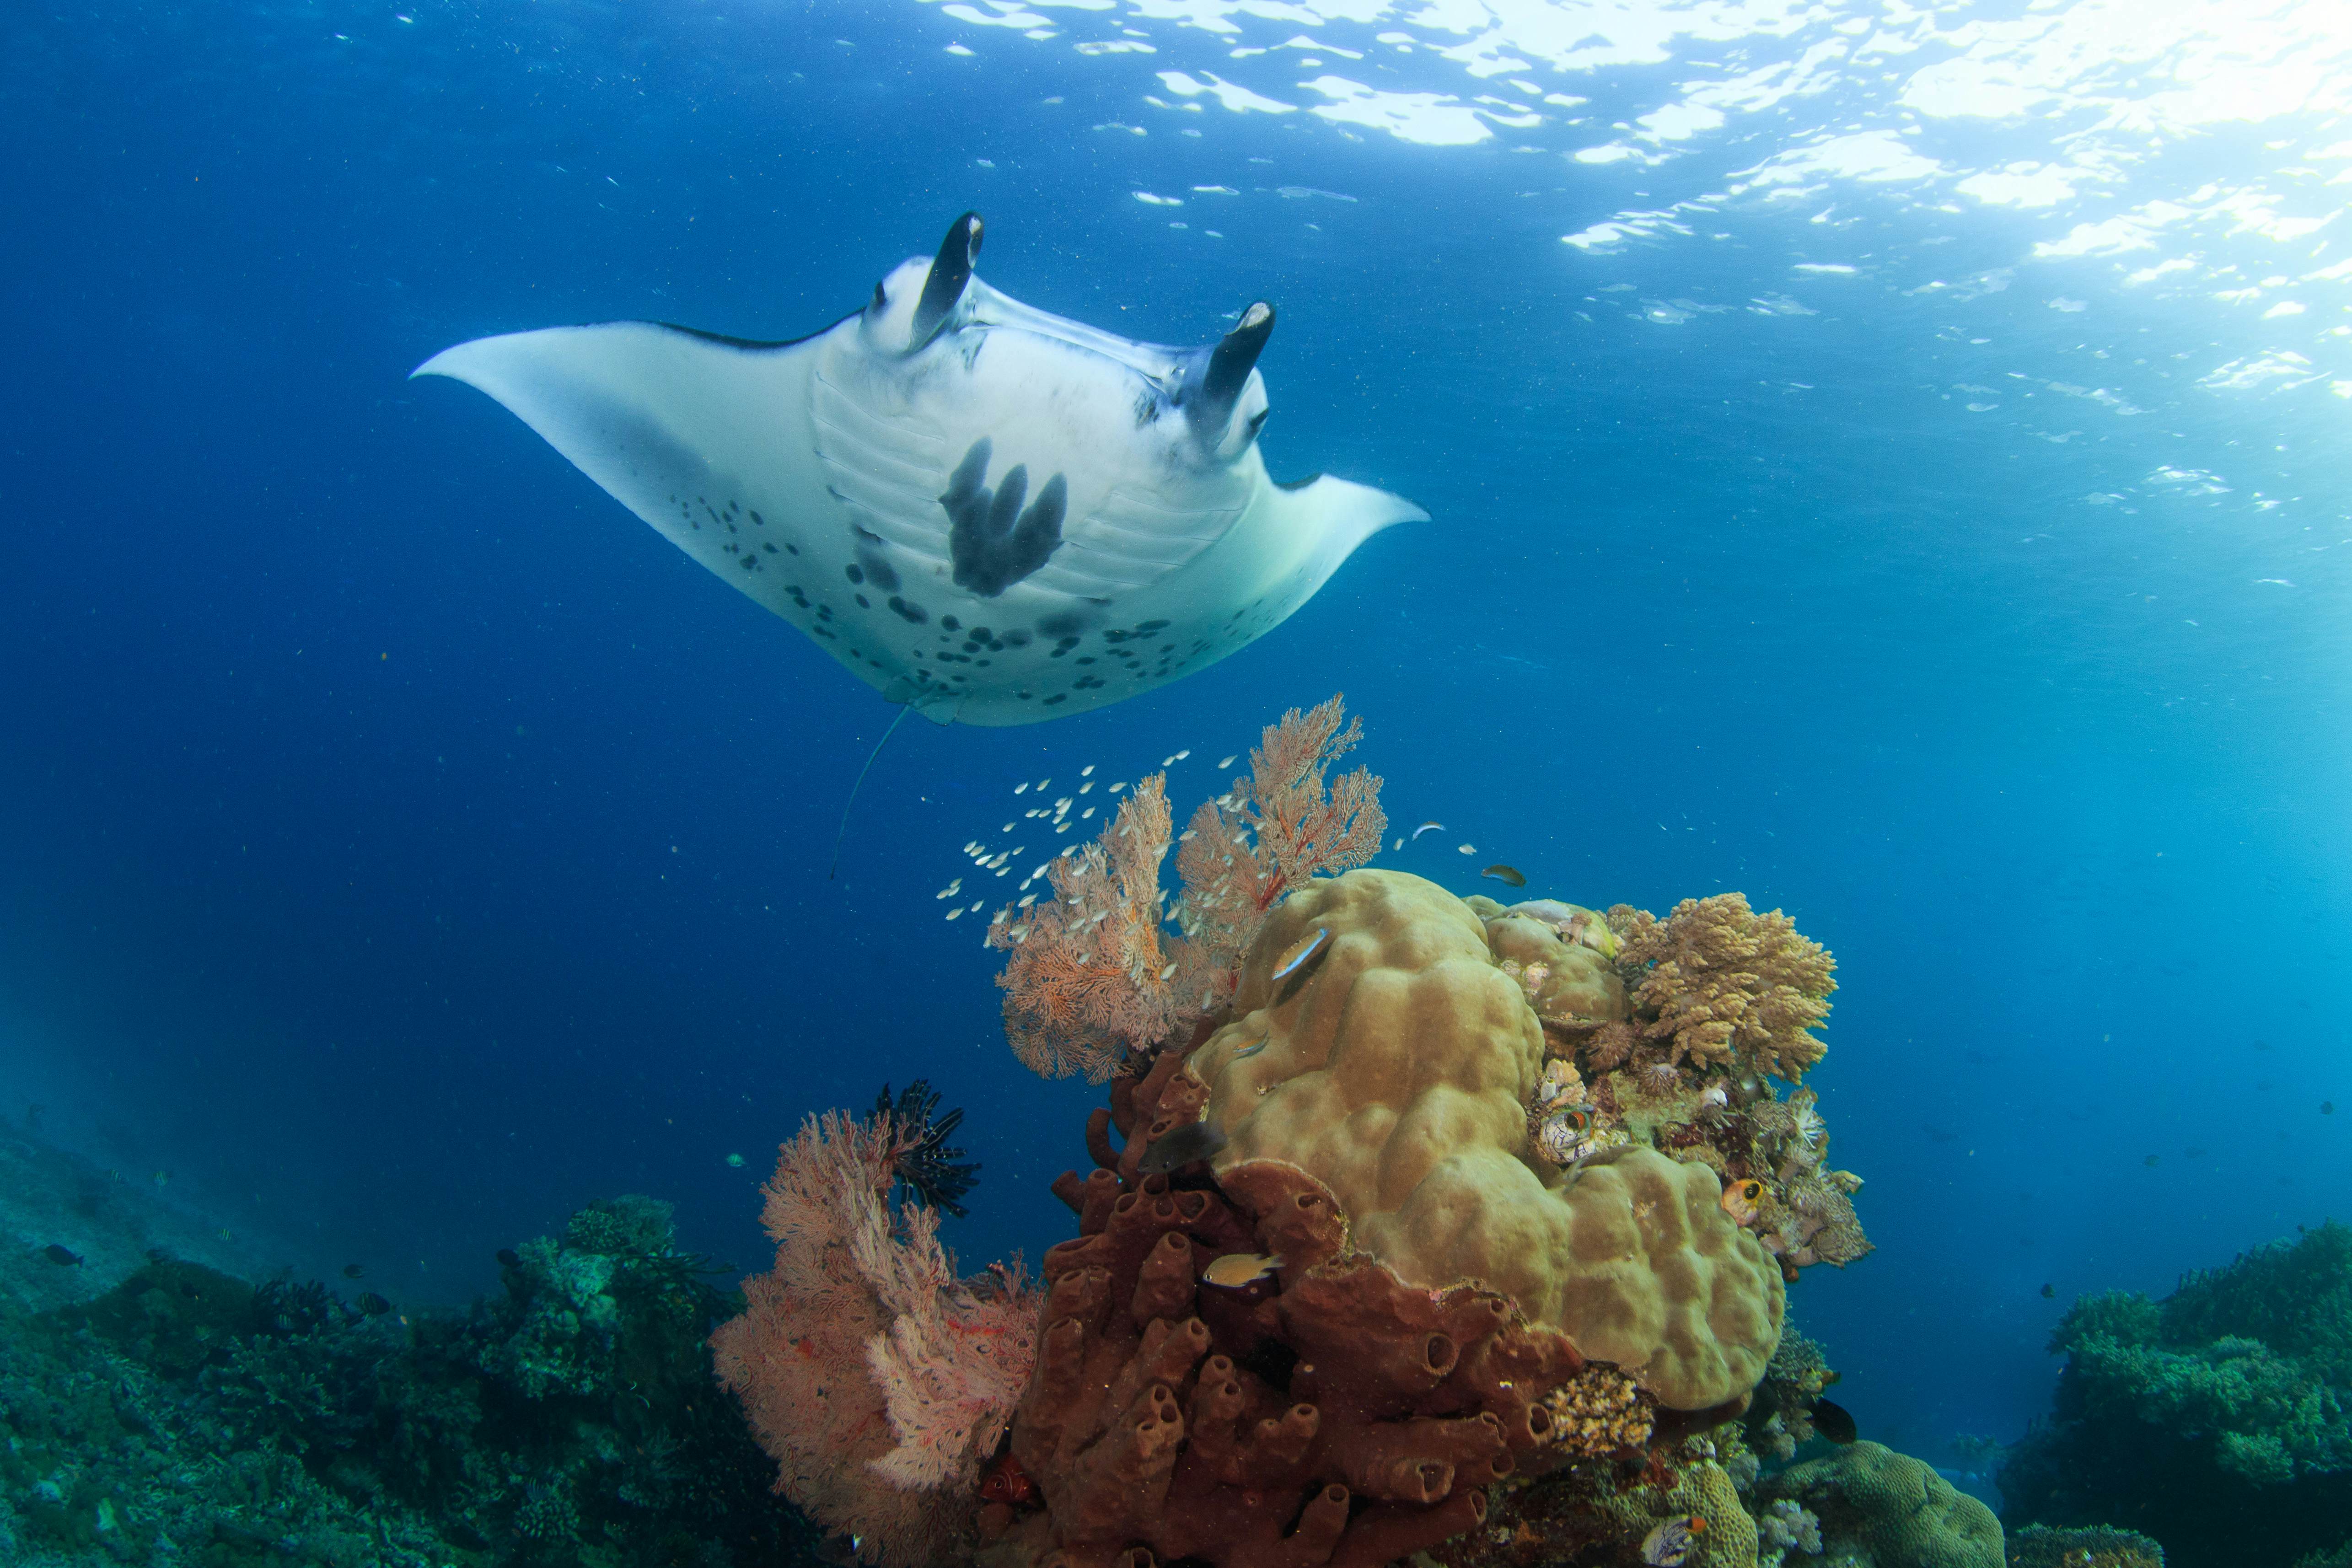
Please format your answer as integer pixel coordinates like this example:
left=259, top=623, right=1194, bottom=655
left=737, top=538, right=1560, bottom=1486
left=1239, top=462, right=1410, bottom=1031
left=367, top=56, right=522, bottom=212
left=987, top=773, right=1183, bottom=1081
left=988, top=696, right=1387, bottom=1079
left=711, top=1108, right=1040, bottom=1567
left=1171, top=694, right=1385, bottom=984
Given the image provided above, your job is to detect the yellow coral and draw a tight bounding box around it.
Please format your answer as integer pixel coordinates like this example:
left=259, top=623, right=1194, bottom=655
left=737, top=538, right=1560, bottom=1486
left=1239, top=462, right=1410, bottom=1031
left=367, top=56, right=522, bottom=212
left=1611, top=893, right=1835, bottom=1083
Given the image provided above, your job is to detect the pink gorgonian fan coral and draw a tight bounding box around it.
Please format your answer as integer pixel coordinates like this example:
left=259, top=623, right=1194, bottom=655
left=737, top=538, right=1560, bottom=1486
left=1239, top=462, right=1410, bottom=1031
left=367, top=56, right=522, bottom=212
left=1174, top=693, right=1386, bottom=989
left=987, top=773, right=1185, bottom=1082
left=710, top=1107, right=1039, bottom=1568
left=988, top=695, right=1387, bottom=1079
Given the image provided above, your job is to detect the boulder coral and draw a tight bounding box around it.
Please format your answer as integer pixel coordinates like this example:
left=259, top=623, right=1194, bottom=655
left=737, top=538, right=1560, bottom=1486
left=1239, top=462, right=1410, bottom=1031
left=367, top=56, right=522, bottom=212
left=1760, top=1442, right=2002, bottom=1568
left=1187, top=868, right=1786, bottom=1412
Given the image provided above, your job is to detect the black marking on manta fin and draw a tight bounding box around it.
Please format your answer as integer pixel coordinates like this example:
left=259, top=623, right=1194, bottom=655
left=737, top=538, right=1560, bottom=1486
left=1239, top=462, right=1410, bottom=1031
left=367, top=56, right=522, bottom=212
left=909, top=212, right=984, bottom=353
left=1183, top=301, right=1275, bottom=446
left=943, top=438, right=1067, bottom=597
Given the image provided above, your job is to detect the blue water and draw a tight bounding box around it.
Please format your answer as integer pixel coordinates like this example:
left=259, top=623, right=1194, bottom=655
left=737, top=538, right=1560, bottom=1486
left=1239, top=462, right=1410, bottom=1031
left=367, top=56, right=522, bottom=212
left=7, top=0, right=2352, bottom=1471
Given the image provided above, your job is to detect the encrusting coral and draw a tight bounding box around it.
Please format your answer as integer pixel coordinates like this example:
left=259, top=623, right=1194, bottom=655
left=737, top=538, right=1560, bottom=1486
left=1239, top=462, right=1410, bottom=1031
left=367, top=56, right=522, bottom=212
left=988, top=695, right=1385, bottom=1081
left=711, top=1099, right=1038, bottom=1568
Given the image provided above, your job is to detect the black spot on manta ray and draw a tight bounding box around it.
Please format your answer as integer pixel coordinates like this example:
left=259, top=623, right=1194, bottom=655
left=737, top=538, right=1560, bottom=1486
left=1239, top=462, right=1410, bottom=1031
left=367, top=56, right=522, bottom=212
left=942, top=438, right=1066, bottom=598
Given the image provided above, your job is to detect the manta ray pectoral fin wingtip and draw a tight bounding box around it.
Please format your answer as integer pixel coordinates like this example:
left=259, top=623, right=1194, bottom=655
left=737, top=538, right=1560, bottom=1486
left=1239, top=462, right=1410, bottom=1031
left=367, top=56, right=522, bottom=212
left=1293, top=473, right=1430, bottom=546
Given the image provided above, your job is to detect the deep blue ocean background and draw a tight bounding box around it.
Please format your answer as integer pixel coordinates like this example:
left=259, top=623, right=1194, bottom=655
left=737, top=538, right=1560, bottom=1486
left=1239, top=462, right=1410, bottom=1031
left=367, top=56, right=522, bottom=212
left=6, top=0, right=2351, bottom=1474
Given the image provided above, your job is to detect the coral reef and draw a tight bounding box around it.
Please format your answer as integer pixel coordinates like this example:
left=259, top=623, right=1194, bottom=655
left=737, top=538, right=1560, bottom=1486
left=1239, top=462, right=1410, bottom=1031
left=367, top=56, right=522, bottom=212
left=1421, top=1436, right=1758, bottom=1568
left=1188, top=868, right=1785, bottom=1412
left=1491, top=888, right=1866, bottom=1281
left=989, top=695, right=1386, bottom=1080
left=0, top=1198, right=808, bottom=1567
left=1761, top=1442, right=2003, bottom=1568
left=712, top=1103, right=1038, bottom=1568
left=2006, top=1523, right=2164, bottom=1568
left=1999, top=1223, right=2352, bottom=1568
left=901, top=701, right=1863, bottom=1568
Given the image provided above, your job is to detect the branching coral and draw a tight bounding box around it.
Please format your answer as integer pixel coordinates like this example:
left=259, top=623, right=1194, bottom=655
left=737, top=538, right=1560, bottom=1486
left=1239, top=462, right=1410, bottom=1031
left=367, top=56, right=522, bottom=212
left=711, top=1107, right=1039, bottom=1567
left=1609, top=893, right=1835, bottom=1082
left=990, top=696, right=1387, bottom=1079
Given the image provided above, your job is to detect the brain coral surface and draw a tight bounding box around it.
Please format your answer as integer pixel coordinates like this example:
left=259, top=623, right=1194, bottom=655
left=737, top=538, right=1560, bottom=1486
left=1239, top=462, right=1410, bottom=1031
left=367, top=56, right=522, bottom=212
left=1192, top=869, right=1785, bottom=1410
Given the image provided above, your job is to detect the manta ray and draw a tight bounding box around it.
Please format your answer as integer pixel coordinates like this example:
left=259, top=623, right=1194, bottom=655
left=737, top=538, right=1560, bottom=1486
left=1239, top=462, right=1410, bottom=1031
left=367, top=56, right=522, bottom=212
left=415, top=213, right=1425, bottom=726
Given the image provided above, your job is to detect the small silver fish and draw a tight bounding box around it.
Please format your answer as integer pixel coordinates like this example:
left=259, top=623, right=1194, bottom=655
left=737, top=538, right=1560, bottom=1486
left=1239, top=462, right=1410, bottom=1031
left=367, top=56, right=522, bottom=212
left=1641, top=1516, right=1706, bottom=1566
left=1138, top=1119, right=1227, bottom=1176
left=1410, top=821, right=1444, bottom=840
left=1271, top=926, right=1329, bottom=981
left=1202, top=1251, right=1283, bottom=1288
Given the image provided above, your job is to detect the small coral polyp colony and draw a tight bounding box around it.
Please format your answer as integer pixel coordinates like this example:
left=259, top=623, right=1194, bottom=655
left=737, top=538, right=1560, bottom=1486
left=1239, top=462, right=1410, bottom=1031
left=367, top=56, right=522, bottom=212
left=714, top=698, right=1901, bottom=1568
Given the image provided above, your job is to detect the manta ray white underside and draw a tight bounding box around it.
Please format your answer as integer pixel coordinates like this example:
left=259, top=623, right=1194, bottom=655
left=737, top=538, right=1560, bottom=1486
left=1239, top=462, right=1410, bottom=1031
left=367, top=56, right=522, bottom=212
left=415, top=213, right=1426, bottom=726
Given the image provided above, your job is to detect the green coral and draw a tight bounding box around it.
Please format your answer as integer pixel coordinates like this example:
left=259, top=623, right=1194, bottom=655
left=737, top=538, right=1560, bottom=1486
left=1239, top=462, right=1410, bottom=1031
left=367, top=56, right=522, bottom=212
left=0, top=1199, right=817, bottom=1568
left=2041, top=1224, right=2352, bottom=1487
left=2001, top=1222, right=2352, bottom=1568
left=1758, top=1441, right=2002, bottom=1568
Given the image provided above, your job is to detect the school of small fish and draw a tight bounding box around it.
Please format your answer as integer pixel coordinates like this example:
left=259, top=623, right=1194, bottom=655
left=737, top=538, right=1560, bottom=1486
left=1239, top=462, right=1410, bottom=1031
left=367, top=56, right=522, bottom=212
left=941, top=746, right=1234, bottom=942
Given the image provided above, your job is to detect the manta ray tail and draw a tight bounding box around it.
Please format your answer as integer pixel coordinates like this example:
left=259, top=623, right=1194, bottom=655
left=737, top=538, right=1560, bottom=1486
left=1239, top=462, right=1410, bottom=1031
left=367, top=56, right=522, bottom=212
left=830, top=704, right=916, bottom=881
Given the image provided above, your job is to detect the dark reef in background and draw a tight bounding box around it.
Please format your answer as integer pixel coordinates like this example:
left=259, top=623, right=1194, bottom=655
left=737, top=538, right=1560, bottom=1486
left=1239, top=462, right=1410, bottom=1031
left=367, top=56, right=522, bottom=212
left=0, top=1193, right=823, bottom=1567
left=1999, top=1221, right=2352, bottom=1568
